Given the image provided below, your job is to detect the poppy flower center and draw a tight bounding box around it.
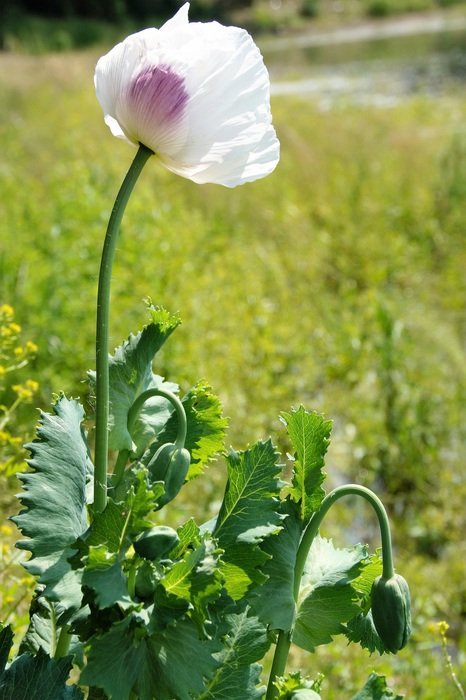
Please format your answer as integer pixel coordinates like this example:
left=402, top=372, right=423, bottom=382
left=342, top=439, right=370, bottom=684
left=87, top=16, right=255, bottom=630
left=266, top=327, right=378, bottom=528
left=128, top=64, right=189, bottom=126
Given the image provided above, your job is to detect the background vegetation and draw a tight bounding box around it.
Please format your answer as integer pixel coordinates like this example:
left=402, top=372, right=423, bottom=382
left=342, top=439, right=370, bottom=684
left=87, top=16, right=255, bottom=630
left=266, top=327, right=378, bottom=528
left=0, top=5, right=465, bottom=697
left=2, top=0, right=466, bottom=52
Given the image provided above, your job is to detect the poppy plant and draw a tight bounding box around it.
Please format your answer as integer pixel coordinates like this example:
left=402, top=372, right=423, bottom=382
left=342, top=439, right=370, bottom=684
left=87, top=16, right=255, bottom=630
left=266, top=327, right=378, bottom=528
left=94, top=2, right=279, bottom=187
left=92, top=4, right=280, bottom=513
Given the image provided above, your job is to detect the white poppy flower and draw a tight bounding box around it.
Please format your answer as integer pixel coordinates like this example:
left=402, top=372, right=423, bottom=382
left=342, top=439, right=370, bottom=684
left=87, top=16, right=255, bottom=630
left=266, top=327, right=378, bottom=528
left=94, top=3, right=279, bottom=187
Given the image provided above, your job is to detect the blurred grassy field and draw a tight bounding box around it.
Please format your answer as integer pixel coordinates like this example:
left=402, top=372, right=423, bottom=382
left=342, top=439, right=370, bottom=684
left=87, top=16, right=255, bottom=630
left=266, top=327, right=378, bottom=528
left=0, top=49, right=465, bottom=697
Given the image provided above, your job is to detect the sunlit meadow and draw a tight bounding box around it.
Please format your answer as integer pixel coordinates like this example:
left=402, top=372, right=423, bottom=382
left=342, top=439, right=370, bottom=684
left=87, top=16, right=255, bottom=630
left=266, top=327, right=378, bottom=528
left=1, top=46, right=465, bottom=697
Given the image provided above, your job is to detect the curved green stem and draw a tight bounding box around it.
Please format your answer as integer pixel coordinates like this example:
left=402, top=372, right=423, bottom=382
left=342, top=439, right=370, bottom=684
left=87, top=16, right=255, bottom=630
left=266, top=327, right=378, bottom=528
left=94, top=144, right=153, bottom=514
left=127, top=387, right=187, bottom=448
left=111, top=387, right=187, bottom=490
left=265, top=484, right=394, bottom=699
left=296, top=484, right=394, bottom=587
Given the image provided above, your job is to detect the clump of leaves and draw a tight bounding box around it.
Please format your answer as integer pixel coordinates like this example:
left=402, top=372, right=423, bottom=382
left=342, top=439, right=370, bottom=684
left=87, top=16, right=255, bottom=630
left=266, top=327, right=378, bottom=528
left=0, top=308, right=409, bottom=699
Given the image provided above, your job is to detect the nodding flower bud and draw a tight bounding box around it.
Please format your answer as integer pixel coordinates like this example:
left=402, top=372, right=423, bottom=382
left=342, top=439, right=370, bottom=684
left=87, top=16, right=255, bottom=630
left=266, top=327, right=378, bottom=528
left=148, top=442, right=191, bottom=508
left=148, top=442, right=178, bottom=482
left=371, top=573, right=412, bottom=653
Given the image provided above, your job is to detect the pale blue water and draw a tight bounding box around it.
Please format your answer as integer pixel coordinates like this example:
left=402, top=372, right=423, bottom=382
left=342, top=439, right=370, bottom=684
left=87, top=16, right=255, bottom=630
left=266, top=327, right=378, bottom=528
left=262, top=18, right=466, bottom=103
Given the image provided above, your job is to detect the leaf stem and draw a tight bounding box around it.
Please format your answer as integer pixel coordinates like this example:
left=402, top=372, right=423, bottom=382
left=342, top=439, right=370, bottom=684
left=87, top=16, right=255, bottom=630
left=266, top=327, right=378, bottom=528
left=94, top=144, right=153, bottom=514
left=265, top=484, right=394, bottom=699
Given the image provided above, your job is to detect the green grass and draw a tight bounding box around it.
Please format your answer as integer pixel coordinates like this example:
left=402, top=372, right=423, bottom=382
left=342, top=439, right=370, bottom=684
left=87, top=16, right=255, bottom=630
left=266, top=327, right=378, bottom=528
left=0, top=49, right=465, bottom=696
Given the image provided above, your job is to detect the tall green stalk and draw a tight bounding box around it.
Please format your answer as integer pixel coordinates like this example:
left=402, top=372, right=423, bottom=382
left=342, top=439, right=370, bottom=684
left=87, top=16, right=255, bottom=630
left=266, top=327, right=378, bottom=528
left=94, top=143, right=153, bottom=513
left=265, top=484, right=394, bottom=699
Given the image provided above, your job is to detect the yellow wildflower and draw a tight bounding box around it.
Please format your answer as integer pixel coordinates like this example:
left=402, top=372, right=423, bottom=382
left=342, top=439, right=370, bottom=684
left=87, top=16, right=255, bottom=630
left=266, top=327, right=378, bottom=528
left=438, top=620, right=449, bottom=635
left=25, top=340, right=38, bottom=354
left=0, top=304, right=14, bottom=319
left=12, top=383, right=34, bottom=401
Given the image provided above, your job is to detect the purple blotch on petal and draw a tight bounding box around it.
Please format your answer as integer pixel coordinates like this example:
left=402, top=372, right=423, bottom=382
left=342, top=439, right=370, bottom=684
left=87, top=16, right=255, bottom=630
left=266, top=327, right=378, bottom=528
left=127, top=64, right=189, bottom=126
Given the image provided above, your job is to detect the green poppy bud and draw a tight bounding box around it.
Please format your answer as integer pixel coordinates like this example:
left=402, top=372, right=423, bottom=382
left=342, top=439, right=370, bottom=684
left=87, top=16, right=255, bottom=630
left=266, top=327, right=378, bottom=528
left=133, top=525, right=179, bottom=561
left=160, top=446, right=191, bottom=506
left=148, top=442, right=178, bottom=482
left=147, top=442, right=191, bottom=507
left=371, top=573, right=411, bottom=653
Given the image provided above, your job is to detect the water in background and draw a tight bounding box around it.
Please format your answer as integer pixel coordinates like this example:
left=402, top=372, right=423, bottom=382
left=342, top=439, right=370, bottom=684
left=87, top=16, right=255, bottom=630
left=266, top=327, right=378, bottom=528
left=262, top=15, right=466, bottom=106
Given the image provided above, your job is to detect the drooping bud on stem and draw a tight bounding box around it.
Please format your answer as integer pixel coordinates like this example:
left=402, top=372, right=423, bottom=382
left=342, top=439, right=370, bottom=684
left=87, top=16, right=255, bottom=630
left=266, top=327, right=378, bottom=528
left=371, top=573, right=412, bottom=653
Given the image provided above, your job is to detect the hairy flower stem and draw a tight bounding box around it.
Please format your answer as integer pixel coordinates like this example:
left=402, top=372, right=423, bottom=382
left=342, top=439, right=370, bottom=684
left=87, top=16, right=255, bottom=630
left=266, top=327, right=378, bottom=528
left=266, top=484, right=394, bottom=699
left=94, top=144, right=153, bottom=513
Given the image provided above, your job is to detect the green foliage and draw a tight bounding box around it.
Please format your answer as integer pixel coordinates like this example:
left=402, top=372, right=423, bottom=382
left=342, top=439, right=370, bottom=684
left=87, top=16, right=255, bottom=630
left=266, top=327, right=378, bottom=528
left=213, top=440, right=283, bottom=546
left=282, top=408, right=331, bottom=523
left=0, top=624, right=83, bottom=699
left=4, top=314, right=408, bottom=698
left=250, top=501, right=302, bottom=631
left=12, top=397, right=92, bottom=618
left=274, top=671, right=322, bottom=699
left=81, top=615, right=220, bottom=700
left=149, top=380, right=228, bottom=479
left=197, top=610, right=268, bottom=700
left=92, top=306, right=179, bottom=455
left=350, top=673, right=402, bottom=700
left=293, top=538, right=371, bottom=652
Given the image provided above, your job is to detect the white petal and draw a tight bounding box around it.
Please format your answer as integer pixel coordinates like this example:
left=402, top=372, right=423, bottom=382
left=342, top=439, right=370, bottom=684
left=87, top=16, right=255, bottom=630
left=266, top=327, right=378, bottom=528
left=95, top=29, right=191, bottom=152
left=160, top=2, right=190, bottom=31
left=94, top=5, right=279, bottom=187
left=95, top=28, right=161, bottom=144
left=157, top=22, right=279, bottom=185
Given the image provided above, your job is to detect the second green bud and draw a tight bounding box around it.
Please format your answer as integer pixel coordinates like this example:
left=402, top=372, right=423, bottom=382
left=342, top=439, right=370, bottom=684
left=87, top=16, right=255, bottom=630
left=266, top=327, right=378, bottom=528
left=149, top=442, right=191, bottom=508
